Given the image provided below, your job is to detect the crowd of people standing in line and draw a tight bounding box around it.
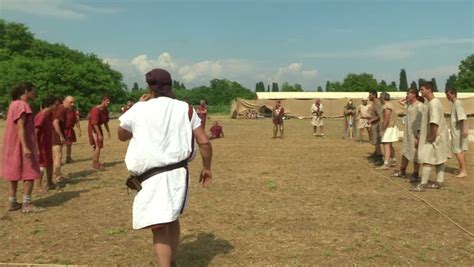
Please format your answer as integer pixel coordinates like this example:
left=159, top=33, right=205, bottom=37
left=1, top=82, right=112, bottom=213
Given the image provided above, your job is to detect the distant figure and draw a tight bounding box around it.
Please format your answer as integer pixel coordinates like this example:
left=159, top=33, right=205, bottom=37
left=311, top=98, right=324, bottom=136
left=357, top=98, right=372, bottom=142
left=64, top=106, right=81, bottom=163
left=196, top=100, right=208, bottom=130
left=121, top=101, right=134, bottom=113
left=412, top=81, right=449, bottom=191
left=209, top=121, right=224, bottom=140
left=88, top=96, right=111, bottom=170
left=446, top=88, right=469, bottom=178
left=2, top=82, right=42, bottom=213
left=34, top=95, right=60, bottom=193
left=272, top=100, right=285, bottom=138
left=343, top=99, right=356, bottom=140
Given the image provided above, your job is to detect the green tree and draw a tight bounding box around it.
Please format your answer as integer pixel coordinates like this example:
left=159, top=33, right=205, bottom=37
left=455, top=54, right=474, bottom=91
left=271, top=82, right=279, bottom=92
left=430, top=78, right=438, bottom=92
left=399, top=68, right=408, bottom=91
left=390, top=81, right=397, bottom=90
left=267, top=85, right=270, bottom=92
left=325, top=81, right=330, bottom=91
left=445, top=74, right=457, bottom=90
left=410, top=81, right=418, bottom=90
left=341, top=73, right=378, bottom=92
left=317, top=86, right=323, bottom=92
left=255, top=81, right=265, bottom=92
left=132, top=82, right=139, bottom=91
left=418, top=78, right=426, bottom=89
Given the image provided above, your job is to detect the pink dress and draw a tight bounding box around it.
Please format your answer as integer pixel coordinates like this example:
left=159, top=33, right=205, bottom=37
left=1, top=100, right=40, bottom=181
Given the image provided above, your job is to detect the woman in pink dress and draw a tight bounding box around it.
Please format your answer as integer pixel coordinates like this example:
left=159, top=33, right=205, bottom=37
left=2, top=82, right=42, bottom=213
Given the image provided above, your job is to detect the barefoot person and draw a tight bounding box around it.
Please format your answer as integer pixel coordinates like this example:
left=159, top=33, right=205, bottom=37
left=34, top=95, right=60, bottom=193
left=446, top=88, right=469, bottom=177
left=52, top=96, right=75, bottom=182
left=343, top=99, right=356, bottom=140
left=368, top=90, right=384, bottom=166
left=64, top=106, right=81, bottom=163
left=88, top=96, right=111, bottom=170
left=2, top=82, right=42, bottom=213
left=272, top=100, right=285, bottom=138
left=357, top=98, right=372, bottom=142
left=412, top=81, right=450, bottom=191
left=311, top=98, right=324, bottom=136
left=118, top=68, right=212, bottom=266
left=392, top=88, right=425, bottom=181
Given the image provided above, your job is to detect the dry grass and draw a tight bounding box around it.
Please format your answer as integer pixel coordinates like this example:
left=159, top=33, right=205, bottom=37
left=0, top=117, right=473, bottom=266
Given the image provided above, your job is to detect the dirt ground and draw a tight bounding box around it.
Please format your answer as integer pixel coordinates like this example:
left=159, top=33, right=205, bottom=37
left=0, top=117, right=473, bottom=266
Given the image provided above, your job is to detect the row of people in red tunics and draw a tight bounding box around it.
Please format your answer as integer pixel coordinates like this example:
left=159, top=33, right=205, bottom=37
left=1, top=82, right=110, bottom=213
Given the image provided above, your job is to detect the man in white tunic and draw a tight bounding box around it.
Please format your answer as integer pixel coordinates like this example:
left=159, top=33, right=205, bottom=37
left=118, top=68, right=213, bottom=266
left=311, top=98, right=324, bottom=136
left=377, top=92, right=399, bottom=169
left=357, top=98, right=372, bottom=142
left=446, top=88, right=469, bottom=178
left=392, top=88, right=425, bottom=181
left=412, top=81, right=449, bottom=191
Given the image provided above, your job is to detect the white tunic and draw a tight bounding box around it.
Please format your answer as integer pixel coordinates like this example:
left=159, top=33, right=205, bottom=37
left=311, top=103, right=324, bottom=126
left=119, top=97, right=201, bottom=229
left=450, top=99, right=469, bottom=153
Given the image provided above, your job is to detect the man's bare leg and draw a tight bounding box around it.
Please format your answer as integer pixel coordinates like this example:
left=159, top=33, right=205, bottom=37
left=454, top=152, right=468, bottom=177
left=169, top=220, right=180, bottom=264
left=152, top=225, right=173, bottom=267
left=52, top=145, right=63, bottom=180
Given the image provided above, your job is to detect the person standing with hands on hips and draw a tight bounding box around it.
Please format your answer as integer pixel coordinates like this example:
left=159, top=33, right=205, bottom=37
left=118, top=68, right=212, bottom=267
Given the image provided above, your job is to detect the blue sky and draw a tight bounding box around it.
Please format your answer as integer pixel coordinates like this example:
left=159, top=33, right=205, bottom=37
left=1, top=0, right=473, bottom=90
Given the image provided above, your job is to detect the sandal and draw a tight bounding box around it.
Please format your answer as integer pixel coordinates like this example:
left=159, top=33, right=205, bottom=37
left=22, top=203, right=45, bottom=213
left=410, top=183, right=427, bottom=192
left=376, top=164, right=390, bottom=170
left=391, top=171, right=406, bottom=178
left=8, top=201, right=22, bottom=211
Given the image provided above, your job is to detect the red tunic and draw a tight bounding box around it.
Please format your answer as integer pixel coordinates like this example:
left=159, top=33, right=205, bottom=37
left=88, top=106, right=109, bottom=148
left=210, top=125, right=223, bottom=138
left=64, top=108, right=78, bottom=144
left=196, top=105, right=208, bottom=129
left=51, top=104, right=66, bottom=146
left=35, top=111, right=53, bottom=168
left=1, top=100, right=40, bottom=181
left=272, top=107, right=285, bottom=125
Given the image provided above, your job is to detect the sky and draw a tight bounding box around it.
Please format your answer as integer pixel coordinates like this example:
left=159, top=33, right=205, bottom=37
left=1, top=0, right=473, bottom=91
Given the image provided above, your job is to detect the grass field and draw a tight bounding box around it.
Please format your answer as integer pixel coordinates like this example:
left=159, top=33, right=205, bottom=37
left=0, top=117, right=473, bottom=266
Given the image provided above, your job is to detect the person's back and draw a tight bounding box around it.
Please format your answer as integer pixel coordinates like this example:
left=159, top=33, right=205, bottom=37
left=121, top=97, right=198, bottom=175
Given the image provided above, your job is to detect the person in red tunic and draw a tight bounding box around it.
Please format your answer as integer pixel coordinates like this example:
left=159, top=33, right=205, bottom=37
left=196, top=100, right=208, bottom=130
left=34, top=95, right=60, bottom=193
left=121, top=100, right=134, bottom=113
left=272, top=100, right=285, bottom=138
left=1, top=82, right=42, bottom=213
left=64, top=106, right=81, bottom=163
left=209, top=121, right=224, bottom=140
left=52, top=96, right=75, bottom=182
left=88, top=96, right=111, bottom=170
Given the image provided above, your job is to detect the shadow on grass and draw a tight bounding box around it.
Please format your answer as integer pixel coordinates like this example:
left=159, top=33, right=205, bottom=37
left=64, top=157, right=91, bottom=164
left=103, top=160, right=124, bottom=168
left=178, top=233, right=233, bottom=267
left=35, top=189, right=89, bottom=208
left=68, top=169, right=97, bottom=179
left=444, top=165, right=458, bottom=175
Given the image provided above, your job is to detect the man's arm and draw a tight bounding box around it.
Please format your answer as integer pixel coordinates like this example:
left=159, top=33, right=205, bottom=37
left=17, top=114, right=32, bottom=158
left=193, top=126, right=212, bottom=188
left=117, top=126, right=132, bottom=142
left=104, top=122, right=111, bottom=139
left=382, top=109, right=391, bottom=131
left=53, top=119, right=65, bottom=143
left=427, top=123, right=439, bottom=143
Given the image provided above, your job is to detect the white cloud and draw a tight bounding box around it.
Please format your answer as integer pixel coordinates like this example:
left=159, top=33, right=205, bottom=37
left=307, top=38, right=474, bottom=60
left=178, top=61, right=223, bottom=83
left=131, top=55, right=154, bottom=74
left=2, top=0, right=120, bottom=20
left=272, top=63, right=319, bottom=86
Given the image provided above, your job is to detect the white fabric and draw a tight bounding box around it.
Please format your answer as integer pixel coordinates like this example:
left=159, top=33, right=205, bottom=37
left=311, top=103, right=324, bottom=126
left=381, top=126, right=399, bottom=143
left=450, top=99, right=468, bottom=153
left=119, top=97, right=201, bottom=229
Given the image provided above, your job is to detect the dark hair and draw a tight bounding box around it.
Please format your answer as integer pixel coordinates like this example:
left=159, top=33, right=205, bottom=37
left=420, top=81, right=434, bottom=91
left=10, top=82, right=35, bottom=100
left=380, top=92, right=390, bottom=101
left=406, top=87, right=418, bottom=95
left=369, top=90, right=378, bottom=97
left=446, top=88, right=457, bottom=96
left=101, top=95, right=111, bottom=101
left=417, top=96, right=425, bottom=103
left=41, top=95, right=60, bottom=109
